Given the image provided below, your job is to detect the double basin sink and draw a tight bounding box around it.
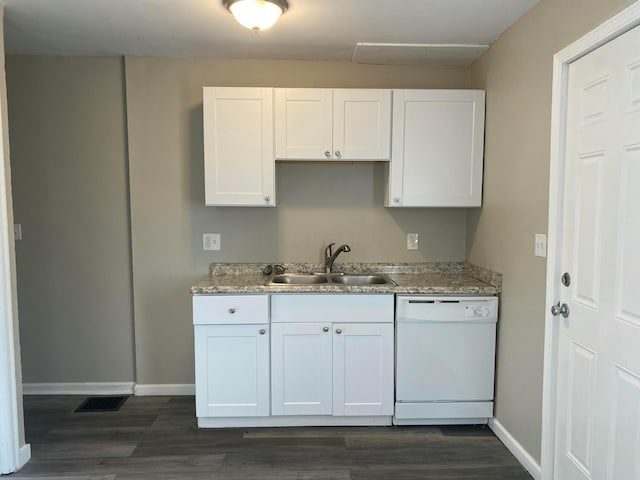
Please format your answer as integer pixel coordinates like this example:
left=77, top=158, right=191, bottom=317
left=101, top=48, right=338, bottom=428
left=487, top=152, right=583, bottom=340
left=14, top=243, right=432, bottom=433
left=266, top=272, right=396, bottom=286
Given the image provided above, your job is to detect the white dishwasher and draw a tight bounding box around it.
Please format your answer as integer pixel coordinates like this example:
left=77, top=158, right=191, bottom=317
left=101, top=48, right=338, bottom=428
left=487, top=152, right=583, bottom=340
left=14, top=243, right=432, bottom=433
left=394, top=295, right=498, bottom=425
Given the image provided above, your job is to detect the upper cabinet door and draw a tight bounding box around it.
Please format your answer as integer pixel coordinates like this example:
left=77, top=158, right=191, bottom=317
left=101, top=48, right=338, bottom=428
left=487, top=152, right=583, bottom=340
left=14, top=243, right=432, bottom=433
left=388, top=90, right=485, bottom=207
left=203, top=87, right=275, bottom=207
left=275, top=89, right=333, bottom=160
left=333, top=89, right=391, bottom=160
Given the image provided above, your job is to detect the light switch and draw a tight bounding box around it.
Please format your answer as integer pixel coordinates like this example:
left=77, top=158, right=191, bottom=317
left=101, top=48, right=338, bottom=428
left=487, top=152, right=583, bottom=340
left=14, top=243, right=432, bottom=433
left=407, top=233, right=419, bottom=250
left=203, top=233, right=220, bottom=251
left=535, top=234, right=547, bottom=258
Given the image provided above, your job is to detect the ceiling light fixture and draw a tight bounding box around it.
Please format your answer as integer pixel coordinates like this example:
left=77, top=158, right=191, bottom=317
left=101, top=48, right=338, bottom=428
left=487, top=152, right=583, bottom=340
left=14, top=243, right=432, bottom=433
left=223, top=0, right=289, bottom=32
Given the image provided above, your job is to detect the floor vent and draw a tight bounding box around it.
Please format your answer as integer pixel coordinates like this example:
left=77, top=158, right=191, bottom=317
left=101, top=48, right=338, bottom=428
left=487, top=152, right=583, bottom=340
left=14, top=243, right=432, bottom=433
left=74, top=395, right=128, bottom=413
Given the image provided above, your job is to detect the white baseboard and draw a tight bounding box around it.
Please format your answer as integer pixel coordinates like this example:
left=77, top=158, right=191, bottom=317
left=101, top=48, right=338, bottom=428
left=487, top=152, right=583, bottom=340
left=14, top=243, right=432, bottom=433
left=22, top=382, right=135, bottom=395
left=17, top=444, right=31, bottom=469
left=489, top=418, right=541, bottom=480
left=134, top=384, right=195, bottom=396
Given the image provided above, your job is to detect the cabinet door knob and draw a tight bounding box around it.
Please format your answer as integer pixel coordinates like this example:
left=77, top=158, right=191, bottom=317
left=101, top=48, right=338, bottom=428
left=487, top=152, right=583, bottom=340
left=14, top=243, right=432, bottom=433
left=264, top=195, right=271, bottom=202
left=323, top=326, right=329, bottom=332
left=325, top=151, right=331, bottom=158
left=335, top=150, right=342, bottom=159
left=259, top=329, right=266, bottom=335
left=335, top=328, right=342, bottom=334
left=393, top=198, right=400, bottom=203
left=228, top=308, right=236, bottom=314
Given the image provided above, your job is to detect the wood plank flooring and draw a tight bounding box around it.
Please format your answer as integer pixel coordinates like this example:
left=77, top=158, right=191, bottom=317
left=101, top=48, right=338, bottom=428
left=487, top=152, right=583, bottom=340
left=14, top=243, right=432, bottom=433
left=9, top=395, right=532, bottom=479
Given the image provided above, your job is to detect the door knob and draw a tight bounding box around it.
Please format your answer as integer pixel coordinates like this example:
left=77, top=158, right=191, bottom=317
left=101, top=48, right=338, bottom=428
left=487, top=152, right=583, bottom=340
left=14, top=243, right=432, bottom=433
left=551, top=302, right=570, bottom=318
left=325, top=151, right=331, bottom=158
left=323, top=326, right=329, bottom=332
left=335, top=328, right=342, bottom=334
left=335, top=150, right=342, bottom=158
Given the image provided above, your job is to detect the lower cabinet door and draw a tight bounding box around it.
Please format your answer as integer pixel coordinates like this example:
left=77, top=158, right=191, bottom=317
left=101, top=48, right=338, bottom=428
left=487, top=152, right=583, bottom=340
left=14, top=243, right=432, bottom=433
left=194, top=324, right=270, bottom=417
left=332, top=323, right=394, bottom=416
left=271, top=322, right=333, bottom=415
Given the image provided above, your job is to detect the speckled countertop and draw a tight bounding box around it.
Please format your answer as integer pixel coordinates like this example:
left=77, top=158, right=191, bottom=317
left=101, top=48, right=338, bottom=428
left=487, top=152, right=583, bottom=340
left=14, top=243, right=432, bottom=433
left=191, top=262, right=501, bottom=295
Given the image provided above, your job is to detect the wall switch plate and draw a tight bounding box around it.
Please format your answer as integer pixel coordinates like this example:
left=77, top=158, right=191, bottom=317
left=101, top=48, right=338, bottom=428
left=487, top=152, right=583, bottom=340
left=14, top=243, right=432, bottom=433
left=13, top=224, right=22, bottom=241
left=407, top=233, right=419, bottom=250
left=535, top=233, right=547, bottom=258
left=203, top=233, right=220, bottom=251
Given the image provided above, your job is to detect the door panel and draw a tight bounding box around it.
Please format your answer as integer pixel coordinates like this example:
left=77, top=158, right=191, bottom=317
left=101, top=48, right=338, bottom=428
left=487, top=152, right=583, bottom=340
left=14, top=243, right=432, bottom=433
left=274, top=89, right=332, bottom=159
left=333, top=89, right=391, bottom=160
left=271, top=322, right=332, bottom=415
left=194, top=324, right=269, bottom=417
left=555, top=24, right=640, bottom=480
left=332, top=323, right=393, bottom=416
left=203, top=87, right=274, bottom=206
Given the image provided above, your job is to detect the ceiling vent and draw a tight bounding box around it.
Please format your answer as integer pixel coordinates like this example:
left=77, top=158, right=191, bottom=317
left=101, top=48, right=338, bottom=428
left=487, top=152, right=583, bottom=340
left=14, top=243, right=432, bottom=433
left=352, top=43, right=489, bottom=67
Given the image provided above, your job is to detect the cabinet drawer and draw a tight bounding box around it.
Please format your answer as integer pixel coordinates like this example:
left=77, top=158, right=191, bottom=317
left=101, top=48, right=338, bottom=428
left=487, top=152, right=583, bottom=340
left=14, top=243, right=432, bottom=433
left=271, top=294, right=394, bottom=323
left=193, top=295, right=269, bottom=325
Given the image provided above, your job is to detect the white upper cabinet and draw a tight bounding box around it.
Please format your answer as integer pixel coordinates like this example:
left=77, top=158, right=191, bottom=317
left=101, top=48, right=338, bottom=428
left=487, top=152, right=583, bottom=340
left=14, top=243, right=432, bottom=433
left=275, top=88, right=391, bottom=161
left=387, top=90, right=485, bottom=207
left=203, top=87, right=275, bottom=207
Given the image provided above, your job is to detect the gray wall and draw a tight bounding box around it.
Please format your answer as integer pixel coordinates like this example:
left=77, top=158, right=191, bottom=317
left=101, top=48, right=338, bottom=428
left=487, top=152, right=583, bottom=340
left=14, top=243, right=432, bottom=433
left=8, top=56, right=471, bottom=386
left=124, top=57, right=471, bottom=385
left=7, top=56, right=135, bottom=383
left=467, top=0, right=635, bottom=462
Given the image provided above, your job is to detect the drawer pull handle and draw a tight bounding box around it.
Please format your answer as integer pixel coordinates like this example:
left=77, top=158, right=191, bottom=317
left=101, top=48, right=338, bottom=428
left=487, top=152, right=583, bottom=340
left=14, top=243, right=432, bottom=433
left=259, top=329, right=266, bottom=335
left=335, top=328, right=342, bottom=334
left=323, top=326, right=329, bottom=332
left=228, top=308, right=236, bottom=314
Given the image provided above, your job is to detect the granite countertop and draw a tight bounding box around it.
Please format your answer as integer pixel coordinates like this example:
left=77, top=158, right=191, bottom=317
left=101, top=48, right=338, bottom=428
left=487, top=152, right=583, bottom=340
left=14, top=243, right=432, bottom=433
left=191, top=262, right=501, bottom=296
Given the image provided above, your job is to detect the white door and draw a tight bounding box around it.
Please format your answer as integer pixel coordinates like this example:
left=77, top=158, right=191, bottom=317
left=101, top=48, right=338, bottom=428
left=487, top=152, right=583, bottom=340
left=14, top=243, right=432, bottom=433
left=554, top=25, right=640, bottom=480
left=194, top=324, right=270, bottom=417
left=203, top=87, right=275, bottom=206
left=388, top=90, right=485, bottom=207
left=332, top=323, right=394, bottom=416
left=333, top=89, right=391, bottom=160
left=274, top=89, right=333, bottom=160
left=271, top=322, right=333, bottom=415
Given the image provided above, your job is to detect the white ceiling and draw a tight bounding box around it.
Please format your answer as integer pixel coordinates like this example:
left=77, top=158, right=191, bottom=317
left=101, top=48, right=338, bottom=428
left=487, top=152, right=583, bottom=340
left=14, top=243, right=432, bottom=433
left=3, top=0, right=539, bottom=65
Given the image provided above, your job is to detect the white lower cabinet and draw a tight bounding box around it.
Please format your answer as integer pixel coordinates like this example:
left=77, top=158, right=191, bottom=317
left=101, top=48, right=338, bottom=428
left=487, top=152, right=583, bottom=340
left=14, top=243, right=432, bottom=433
left=270, top=321, right=394, bottom=417
left=270, top=322, right=333, bottom=416
left=194, top=324, right=270, bottom=417
left=194, top=293, right=394, bottom=426
left=193, top=295, right=270, bottom=418
left=332, top=323, right=394, bottom=416
left=271, top=294, right=395, bottom=418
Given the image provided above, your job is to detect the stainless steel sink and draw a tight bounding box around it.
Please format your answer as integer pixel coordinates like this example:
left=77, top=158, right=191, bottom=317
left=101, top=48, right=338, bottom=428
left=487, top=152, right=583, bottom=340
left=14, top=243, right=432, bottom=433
left=329, top=274, right=393, bottom=285
left=266, top=272, right=395, bottom=286
left=270, top=274, right=328, bottom=285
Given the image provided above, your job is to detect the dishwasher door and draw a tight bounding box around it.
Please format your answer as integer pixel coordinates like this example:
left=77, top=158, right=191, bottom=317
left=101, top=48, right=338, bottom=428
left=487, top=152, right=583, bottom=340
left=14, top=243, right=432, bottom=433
left=395, top=296, right=498, bottom=403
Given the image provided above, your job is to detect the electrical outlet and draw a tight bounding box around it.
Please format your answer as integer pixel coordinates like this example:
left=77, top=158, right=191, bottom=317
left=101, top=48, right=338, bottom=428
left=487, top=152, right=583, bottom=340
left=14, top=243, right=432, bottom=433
left=407, top=233, right=419, bottom=250
left=203, top=233, right=220, bottom=251
left=535, top=233, right=547, bottom=258
left=13, top=224, right=22, bottom=241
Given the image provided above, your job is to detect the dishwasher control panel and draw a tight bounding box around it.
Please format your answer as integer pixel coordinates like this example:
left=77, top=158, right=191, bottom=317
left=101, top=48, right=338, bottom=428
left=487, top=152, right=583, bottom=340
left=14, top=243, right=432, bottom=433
left=396, top=296, right=498, bottom=323
left=465, top=305, right=492, bottom=318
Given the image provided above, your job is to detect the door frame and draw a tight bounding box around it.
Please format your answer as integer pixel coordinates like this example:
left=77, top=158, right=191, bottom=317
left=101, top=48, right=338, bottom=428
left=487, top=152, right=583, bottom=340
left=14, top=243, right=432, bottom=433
left=541, top=3, right=640, bottom=479
left=0, top=4, right=29, bottom=473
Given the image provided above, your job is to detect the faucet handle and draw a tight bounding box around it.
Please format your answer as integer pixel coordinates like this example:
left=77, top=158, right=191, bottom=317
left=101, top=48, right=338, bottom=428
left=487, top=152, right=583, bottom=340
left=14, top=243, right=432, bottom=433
left=325, top=243, right=335, bottom=258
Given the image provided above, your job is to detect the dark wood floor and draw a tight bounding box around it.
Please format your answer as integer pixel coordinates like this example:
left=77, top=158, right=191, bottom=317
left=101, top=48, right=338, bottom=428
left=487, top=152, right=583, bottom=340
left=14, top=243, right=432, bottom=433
left=10, top=395, right=532, bottom=479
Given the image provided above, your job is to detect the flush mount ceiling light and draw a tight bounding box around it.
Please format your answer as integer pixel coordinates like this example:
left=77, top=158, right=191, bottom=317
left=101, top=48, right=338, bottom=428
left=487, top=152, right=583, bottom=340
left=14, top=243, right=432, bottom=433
left=223, top=0, right=289, bottom=32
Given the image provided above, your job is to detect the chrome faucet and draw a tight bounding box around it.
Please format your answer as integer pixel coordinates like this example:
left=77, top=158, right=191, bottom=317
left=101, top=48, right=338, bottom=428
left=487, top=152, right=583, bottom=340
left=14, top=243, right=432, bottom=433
left=325, top=243, right=351, bottom=274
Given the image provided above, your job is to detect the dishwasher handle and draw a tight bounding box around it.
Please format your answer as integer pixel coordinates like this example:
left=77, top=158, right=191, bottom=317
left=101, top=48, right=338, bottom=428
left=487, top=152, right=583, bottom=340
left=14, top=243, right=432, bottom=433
left=408, top=300, right=460, bottom=304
